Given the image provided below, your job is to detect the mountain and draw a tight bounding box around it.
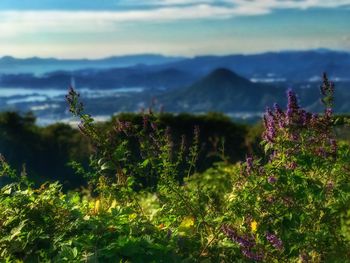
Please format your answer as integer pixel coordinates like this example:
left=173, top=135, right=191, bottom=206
left=154, top=50, right=350, bottom=82
left=0, top=67, right=196, bottom=90
left=159, top=68, right=285, bottom=112
left=0, top=54, right=185, bottom=75
left=1, top=49, right=350, bottom=82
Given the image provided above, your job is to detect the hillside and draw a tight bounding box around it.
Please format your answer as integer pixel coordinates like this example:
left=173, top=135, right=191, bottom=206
left=160, top=68, right=284, bottom=112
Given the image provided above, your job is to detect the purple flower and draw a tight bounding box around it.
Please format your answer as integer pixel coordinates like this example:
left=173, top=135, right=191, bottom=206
left=246, top=156, right=254, bottom=175
left=241, top=248, right=264, bottom=261
left=287, top=162, right=297, bottom=170
left=316, top=147, right=327, bottom=158
left=274, top=103, right=286, bottom=128
left=325, top=107, right=333, bottom=118
left=221, top=225, right=255, bottom=248
left=263, top=108, right=277, bottom=143
left=290, top=133, right=299, bottom=142
left=266, top=232, right=283, bottom=250
left=330, top=138, right=337, bottom=153
left=268, top=176, right=277, bottom=184
left=300, top=110, right=309, bottom=126
left=286, top=89, right=299, bottom=124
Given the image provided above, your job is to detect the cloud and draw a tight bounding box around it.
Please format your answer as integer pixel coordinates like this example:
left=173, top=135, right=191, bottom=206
left=120, top=0, right=350, bottom=9
left=1, top=0, right=349, bottom=32
left=0, top=0, right=349, bottom=39
left=0, top=4, right=261, bottom=37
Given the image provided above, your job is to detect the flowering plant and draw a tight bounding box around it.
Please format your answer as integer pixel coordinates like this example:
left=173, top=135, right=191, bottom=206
left=221, top=74, right=350, bottom=261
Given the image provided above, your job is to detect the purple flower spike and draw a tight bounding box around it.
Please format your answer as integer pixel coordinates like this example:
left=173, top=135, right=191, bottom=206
left=246, top=156, right=253, bottom=175
left=241, top=248, right=264, bottom=261
left=325, top=107, right=333, bottom=117
left=266, top=232, right=283, bottom=250
left=300, top=110, right=309, bottom=126
left=263, top=108, right=277, bottom=143
left=221, top=225, right=255, bottom=248
left=330, top=138, right=337, bottom=154
left=286, top=89, right=299, bottom=124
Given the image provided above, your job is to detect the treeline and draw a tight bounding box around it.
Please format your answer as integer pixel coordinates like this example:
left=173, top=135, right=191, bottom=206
left=0, top=112, right=90, bottom=188
left=0, top=111, right=265, bottom=189
left=3, top=111, right=350, bottom=190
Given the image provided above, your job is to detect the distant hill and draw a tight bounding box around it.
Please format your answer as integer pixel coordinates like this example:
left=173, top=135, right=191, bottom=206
left=159, top=68, right=285, bottom=112
left=0, top=54, right=185, bottom=75
left=0, top=67, right=196, bottom=90
left=155, top=50, right=350, bottom=82
left=1, top=49, right=350, bottom=83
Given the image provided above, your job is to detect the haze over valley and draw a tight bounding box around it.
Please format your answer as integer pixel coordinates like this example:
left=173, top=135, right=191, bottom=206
left=1, top=49, right=350, bottom=124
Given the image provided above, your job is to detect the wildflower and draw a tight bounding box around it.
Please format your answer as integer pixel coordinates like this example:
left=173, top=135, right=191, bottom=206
left=310, top=113, right=319, bottom=126
left=290, top=133, right=299, bottom=142
left=128, top=213, right=137, bottom=220
left=263, top=107, right=277, bottom=143
left=65, top=87, right=83, bottom=115
left=241, top=248, right=263, bottom=261
left=274, top=103, right=285, bottom=128
left=300, top=110, right=309, bottom=126
left=266, top=232, right=283, bottom=250
left=286, top=162, right=297, bottom=170
left=221, top=225, right=255, bottom=248
left=320, top=73, right=335, bottom=108
left=325, top=107, right=333, bottom=118
left=286, top=89, right=299, bottom=124
left=246, top=156, right=253, bottom=175
left=251, top=220, right=258, bottom=232
left=268, top=176, right=277, bottom=184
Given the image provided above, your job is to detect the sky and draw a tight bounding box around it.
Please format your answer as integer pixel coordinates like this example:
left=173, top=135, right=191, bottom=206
left=0, top=0, right=349, bottom=58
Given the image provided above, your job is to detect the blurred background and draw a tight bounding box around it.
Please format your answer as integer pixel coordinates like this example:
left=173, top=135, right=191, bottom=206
left=0, top=0, right=349, bottom=187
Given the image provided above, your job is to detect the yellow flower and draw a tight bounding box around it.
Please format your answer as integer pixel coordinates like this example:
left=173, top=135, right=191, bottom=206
left=251, top=220, right=258, bottom=232
left=178, top=216, right=195, bottom=236
left=179, top=216, right=195, bottom=229
left=129, top=213, right=137, bottom=220
left=94, top=199, right=101, bottom=214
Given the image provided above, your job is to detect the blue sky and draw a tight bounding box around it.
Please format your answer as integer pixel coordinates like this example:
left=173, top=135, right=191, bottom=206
left=0, top=0, right=349, bottom=58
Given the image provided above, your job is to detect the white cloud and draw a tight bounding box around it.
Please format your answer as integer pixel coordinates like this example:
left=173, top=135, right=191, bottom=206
left=1, top=0, right=349, bottom=34
left=0, top=4, right=258, bottom=38
left=120, top=0, right=350, bottom=9
left=0, top=1, right=349, bottom=39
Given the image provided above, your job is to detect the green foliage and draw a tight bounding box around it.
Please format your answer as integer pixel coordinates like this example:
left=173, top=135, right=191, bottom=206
left=1, top=75, right=350, bottom=262
left=0, top=112, right=89, bottom=189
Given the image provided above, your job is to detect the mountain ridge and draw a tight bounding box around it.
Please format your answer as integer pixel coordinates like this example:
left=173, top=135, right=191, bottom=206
left=159, top=68, right=284, bottom=112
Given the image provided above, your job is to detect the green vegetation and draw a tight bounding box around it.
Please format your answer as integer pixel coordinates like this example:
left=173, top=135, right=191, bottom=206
left=1, top=75, right=350, bottom=262
left=0, top=111, right=256, bottom=190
